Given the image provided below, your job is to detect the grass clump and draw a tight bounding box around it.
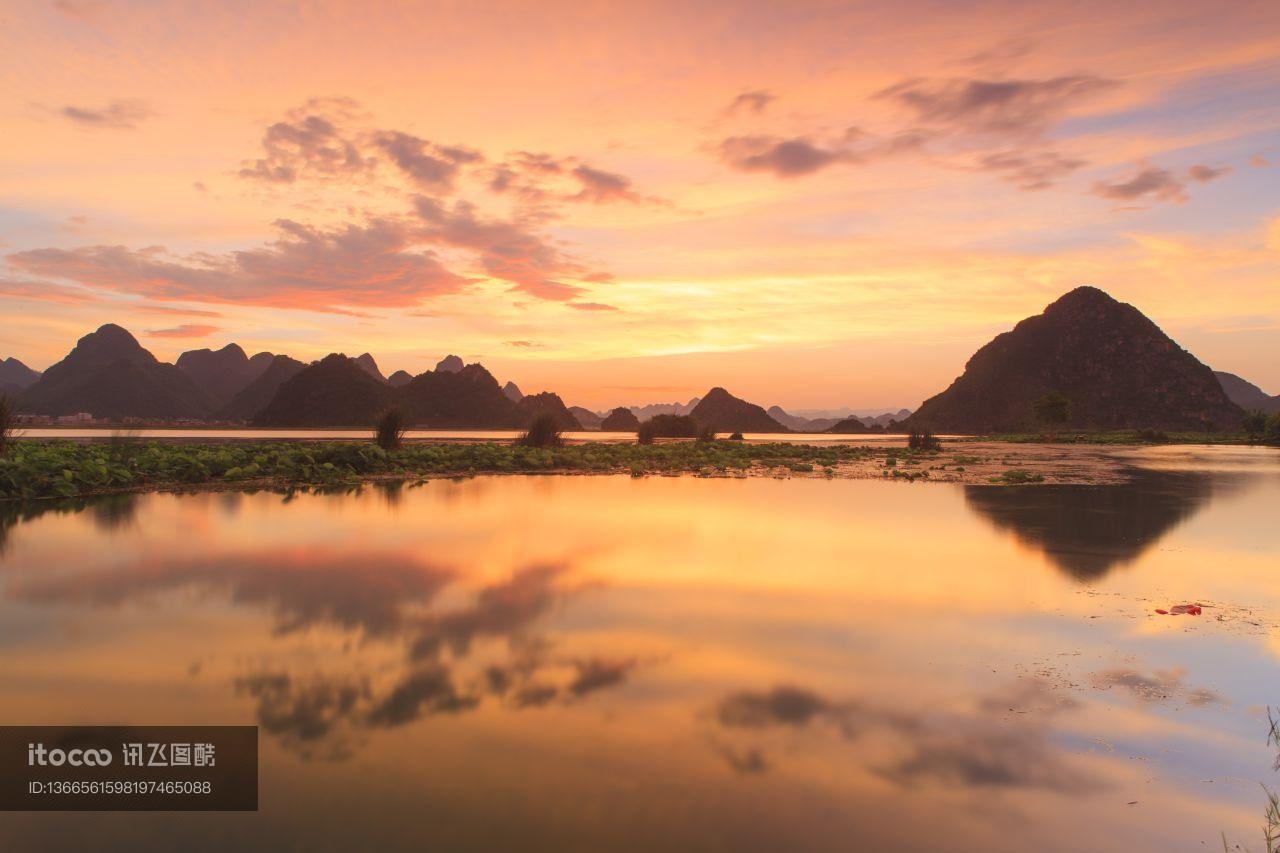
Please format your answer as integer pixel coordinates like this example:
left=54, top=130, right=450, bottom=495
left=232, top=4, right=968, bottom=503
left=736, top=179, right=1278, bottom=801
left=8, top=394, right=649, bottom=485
left=517, top=412, right=564, bottom=448
left=374, top=407, right=410, bottom=451
left=992, top=469, right=1045, bottom=485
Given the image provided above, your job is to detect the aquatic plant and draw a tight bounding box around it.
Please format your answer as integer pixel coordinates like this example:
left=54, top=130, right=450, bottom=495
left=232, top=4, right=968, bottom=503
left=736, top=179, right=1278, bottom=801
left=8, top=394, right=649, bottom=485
left=374, top=407, right=409, bottom=451
left=517, top=412, right=563, bottom=448
left=0, top=439, right=887, bottom=501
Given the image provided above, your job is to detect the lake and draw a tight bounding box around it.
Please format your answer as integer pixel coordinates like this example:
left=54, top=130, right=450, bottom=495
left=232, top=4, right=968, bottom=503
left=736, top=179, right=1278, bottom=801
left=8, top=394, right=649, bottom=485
left=0, top=445, right=1276, bottom=851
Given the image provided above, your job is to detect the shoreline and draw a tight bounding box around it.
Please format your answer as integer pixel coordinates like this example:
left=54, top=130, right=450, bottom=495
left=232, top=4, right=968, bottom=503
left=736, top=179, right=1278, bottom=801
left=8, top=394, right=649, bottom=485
left=0, top=437, right=1167, bottom=503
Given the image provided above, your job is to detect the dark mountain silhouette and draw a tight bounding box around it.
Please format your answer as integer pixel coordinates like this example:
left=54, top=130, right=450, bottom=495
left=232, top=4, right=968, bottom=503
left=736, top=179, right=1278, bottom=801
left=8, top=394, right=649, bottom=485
left=601, top=406, right=641, bottom=431
left=435, top=354, right=464, bottom=374
left=0, top=357, right=41, bottom=397
left=255, top=354, right=393, bottom=426
left=1215, top=371, right=1279, bottom=414
left=907, top=287, right=1243, bottom=433
left=767, top=406, right=841, bottom=432
left=515, top=392, right=582, bottom=430
left=630, top=398, right=700, bottom=419
left=387, top=370, right=413, bottom=388
left=964, top=470, right=1220, bottom=581
left=690, top=387, right=788, bottom=433
left=19, top=324, right=212, bottom=419
left=177, top=344, right=275, bottom=406
left=215, top=355, right=307, bottom=422
left=502, top=381, right=523, bottom=402
left=827, top=417, right=871, bottom=433
left=569, top=406, right=602, bottom=429
left=354, top=353, right=385, bottom=382
left=400, top=363, right=518, bottom=428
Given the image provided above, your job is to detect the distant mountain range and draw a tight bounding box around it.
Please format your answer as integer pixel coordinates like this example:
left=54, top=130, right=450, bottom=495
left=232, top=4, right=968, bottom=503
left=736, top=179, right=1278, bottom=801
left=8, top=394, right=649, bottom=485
left=6, top=289, right=1272, bottom=433
left=907, top=286, right=1244, bottom=432
left=1214, top=371, right=1280, bottom=414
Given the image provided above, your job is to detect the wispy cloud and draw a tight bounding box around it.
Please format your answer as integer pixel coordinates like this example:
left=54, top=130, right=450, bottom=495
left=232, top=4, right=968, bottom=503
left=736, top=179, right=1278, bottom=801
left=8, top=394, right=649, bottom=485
left=60, top=99, right=155, bottom=129
left=146, top=324, right=221, bottom=339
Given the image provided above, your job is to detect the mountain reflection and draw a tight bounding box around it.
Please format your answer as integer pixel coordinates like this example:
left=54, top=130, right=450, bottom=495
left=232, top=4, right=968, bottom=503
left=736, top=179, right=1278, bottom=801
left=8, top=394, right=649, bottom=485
left=962, top=470, right=1222, bottom=581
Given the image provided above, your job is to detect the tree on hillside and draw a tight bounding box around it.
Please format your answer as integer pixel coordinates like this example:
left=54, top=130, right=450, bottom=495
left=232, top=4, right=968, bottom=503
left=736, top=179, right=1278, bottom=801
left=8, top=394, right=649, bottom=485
left=1032, top=391, right=1071, bottom=439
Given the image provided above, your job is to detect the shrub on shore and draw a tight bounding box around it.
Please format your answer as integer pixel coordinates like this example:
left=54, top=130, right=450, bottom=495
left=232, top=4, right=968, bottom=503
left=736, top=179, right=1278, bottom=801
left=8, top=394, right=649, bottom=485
left=0, top=394, right=14, bottom=457
left=907, top=429, right=941, bottom=451
left=696, top=425, right=717, bottom=443
left=518, top=412, right=563, bottom=448
left=374, top=407, right=409, bottom=451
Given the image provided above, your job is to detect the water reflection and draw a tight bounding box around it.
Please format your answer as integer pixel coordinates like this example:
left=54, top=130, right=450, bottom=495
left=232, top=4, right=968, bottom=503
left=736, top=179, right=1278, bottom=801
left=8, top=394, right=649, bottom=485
left=0, top=460, right=1276, bottom=851
left=962, top=470, right=1220, bottom=580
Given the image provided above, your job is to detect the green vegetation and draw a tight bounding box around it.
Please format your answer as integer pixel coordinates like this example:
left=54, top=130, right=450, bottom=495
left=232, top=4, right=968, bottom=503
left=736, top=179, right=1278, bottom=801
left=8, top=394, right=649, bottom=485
left=907, top=429, right=941, bottom=451
left=517, top=412, right=564, bottom=448
left=638, top=414, right=700, bottom=445
left=992, top=469, right=1045, bottom=484
left=0, top=439, right=896, bottom=501
left=696, top=424, right=717, bottom=443
left=1244, top=410, right=1280, bottom=446
left=989, top=430, right=1252, bottom=445
left=1032, top=391, right=1071, bottom=438
left=374, top=407, right=409, bottom=451
left=0, top=394, right=14, bottom=457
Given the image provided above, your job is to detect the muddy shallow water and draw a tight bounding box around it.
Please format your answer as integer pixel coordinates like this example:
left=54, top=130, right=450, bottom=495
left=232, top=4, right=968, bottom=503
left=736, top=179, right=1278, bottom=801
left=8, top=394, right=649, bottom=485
left=0, top=445, right=1276, bottom=851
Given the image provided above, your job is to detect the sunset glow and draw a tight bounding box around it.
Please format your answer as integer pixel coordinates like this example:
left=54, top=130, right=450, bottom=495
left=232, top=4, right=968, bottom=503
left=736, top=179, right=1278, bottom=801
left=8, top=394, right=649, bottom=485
left=3, top=0, right=1278, bottom=409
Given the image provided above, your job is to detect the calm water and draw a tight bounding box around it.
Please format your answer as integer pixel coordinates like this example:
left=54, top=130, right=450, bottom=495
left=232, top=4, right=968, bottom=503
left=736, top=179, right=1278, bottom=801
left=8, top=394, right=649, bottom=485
left=0, top=446, right=1277, bottom=851
left=15, top=428, right=924, bottom=444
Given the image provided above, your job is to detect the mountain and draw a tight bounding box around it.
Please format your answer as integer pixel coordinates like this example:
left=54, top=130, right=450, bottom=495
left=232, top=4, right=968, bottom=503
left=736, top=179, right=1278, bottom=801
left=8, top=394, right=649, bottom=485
left=689, top=388, right=788, bottom=433
left=435, top=354, right=464, bottom=374
left=907, top=287, right=1243, bottom=433
left=601, top=407, right=640, bottom=431
left=254, top=354, right=393, bottom=426
left=19, top=324, right=212, bottom=419
left=387, top=370, right=413, bottom=388
left=827, top=417, right=871, bottom=433
left=767, top=406, right=841, bottom=432
left=0, top=357, right=41, bottom=397
left=177, top=344, right=275, bottom=406
left=863, top=409, right=912, bottom=428
left=569, top=406, right=602, bottom=429
left=515, top=392, right=582, bottom=430
left=1215, top=371, right=1280, bottom=414
left=354, top=353, right=385, bottom=382
left=0, top=357, right=41, bottom=389
left=214, top=355, right=306, bottom=422
left=400, top=362, right=518, bottom=428
left=630, top=398, right=700, bottom=420
left=502, top=381, right=524, bottom=402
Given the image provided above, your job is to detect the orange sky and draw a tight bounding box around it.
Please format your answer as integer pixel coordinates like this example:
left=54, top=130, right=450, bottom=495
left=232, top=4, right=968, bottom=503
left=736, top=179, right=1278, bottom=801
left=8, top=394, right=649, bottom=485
left=1, top=0, right=1278, bottom=410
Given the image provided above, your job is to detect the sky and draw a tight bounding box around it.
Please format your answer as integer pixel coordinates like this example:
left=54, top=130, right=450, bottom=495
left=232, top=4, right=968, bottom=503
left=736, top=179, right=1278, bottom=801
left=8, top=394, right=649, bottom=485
left=1, top=0, right=1278, bottom=411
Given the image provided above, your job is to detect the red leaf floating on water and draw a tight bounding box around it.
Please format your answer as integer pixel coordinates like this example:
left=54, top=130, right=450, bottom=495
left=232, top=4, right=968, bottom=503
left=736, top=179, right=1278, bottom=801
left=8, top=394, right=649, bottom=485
left=1155, top=609, right=1169, bottom=615
left=1166, top=604, right=1204, bottom=616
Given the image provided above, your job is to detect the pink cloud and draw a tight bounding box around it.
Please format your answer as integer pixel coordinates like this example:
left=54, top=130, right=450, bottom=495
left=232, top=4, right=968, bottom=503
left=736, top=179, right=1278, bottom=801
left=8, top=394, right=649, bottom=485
left=146, top=324, right=222, bottom=339
left=6, top=218, right=467, bottom=312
